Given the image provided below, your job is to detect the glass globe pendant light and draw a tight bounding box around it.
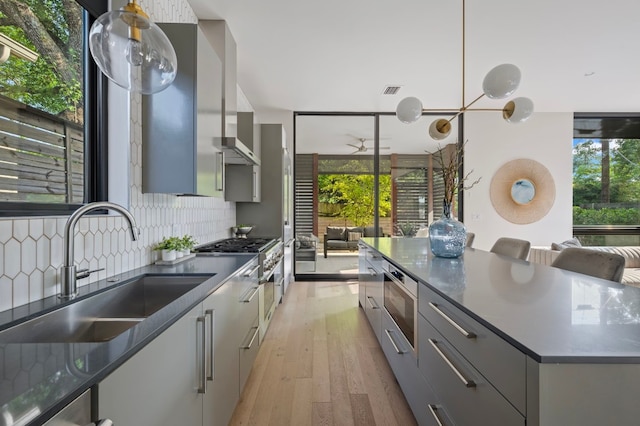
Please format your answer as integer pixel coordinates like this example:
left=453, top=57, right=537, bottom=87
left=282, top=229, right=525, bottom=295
left=395, top=0, right=534, bottom=140
left=89, top=0, right=177, bottom=95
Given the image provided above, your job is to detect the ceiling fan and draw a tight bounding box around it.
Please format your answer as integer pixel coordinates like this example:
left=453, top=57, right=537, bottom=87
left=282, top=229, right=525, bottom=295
left=347, top=138, right=391, bottom=154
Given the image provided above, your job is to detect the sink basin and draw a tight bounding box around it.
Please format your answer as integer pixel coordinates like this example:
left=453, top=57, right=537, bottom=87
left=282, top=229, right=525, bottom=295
left=0, top=274, right=213, bottom=343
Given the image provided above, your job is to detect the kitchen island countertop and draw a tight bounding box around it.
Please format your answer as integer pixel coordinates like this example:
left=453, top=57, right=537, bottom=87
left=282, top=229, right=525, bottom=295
left=361, top=237, right=640, bottom=363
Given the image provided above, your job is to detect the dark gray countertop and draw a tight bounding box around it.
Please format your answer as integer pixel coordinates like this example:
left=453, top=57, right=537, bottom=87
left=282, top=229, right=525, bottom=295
left=0, top=254, right=256, bottom=426
left=361, top=237, right=640, bottom=364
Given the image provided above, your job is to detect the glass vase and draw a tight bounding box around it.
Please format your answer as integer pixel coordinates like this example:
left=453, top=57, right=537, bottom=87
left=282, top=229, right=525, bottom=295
left=429, top=202, right=467, bottom=258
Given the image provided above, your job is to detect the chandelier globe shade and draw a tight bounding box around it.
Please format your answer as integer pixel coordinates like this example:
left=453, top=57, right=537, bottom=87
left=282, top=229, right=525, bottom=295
left=503, top=97, right=534, bottom=123
left=396, top=96, right=424, bottom=124
left=428, top=119, right=452, bottom=140
left=89, top=1, right=177, bottom=94
left=482, top=63, right=521, bottom=100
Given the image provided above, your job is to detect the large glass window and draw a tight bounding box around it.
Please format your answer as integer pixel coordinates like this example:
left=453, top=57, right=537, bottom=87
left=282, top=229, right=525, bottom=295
left=0, top=0, right=107, bottom=215
left=573, top=116, right=640, bottom=245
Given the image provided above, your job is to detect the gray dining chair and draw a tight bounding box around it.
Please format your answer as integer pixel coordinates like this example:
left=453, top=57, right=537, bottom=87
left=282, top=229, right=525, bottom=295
left=490, top=237, right=531, bottom=260
left=465, top=232, right=475, bottom=248
left=551, top=247, right=625, bottom=282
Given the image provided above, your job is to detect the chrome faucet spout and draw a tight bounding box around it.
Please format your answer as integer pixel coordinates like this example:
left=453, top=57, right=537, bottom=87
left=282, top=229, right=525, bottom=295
left=60, top=202, right=139, bottom=299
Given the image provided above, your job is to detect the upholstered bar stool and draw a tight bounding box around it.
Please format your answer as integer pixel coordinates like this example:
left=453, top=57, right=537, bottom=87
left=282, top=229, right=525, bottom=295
left=551, top=247, right=626, bottom=282
left=490, top=237, right=531, bottom=260
left=465, top=232, right=475, bottom=248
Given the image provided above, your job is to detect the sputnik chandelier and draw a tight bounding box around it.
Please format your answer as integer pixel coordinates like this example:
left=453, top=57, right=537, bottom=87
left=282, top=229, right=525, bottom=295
left=395, top=0, right=533, bottom=139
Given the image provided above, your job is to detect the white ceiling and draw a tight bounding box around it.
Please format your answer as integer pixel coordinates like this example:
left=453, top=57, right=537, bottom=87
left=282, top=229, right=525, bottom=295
left=186, top=0, right=640, bottom=154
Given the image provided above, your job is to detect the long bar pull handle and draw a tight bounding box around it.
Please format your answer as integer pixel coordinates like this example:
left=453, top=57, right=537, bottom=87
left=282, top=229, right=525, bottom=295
left=366, top=296, right=379, bottom=310
left=427, top=404, right=445, bottom=426
left=217, top=151, right=224, bottom=191
left=242, top=286, right=259, bottom=303
left=196, top=316, right=206, bottom=393
left=384, top=329, right=406, bottom=354
left=241, top=326, right=260, bottom=350
left=205, top=309, right=214, bottom=382
left=428, top=339, right=476, bottom=388
left=367, top=267, right=376, bottom=276
left=428, top=302, right=476, bottom=338
left=244, top=264, right=260, bottom=277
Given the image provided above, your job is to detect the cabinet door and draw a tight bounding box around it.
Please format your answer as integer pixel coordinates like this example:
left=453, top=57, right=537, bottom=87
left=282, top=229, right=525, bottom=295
left=358, top=245, right=367, bottom=308
left=364, top=262, right=383, bottom=343
left=203, top=281, right=240, bottom=426
left=98, top=303, right=203, bottom=426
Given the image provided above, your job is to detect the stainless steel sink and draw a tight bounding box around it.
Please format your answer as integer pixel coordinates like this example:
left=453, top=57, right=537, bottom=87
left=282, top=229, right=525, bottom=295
left=0, top=274, right=212, bottom=343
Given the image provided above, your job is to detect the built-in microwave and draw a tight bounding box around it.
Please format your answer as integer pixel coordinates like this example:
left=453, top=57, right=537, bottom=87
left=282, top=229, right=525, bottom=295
left=383, top=262, right=418, bottom=354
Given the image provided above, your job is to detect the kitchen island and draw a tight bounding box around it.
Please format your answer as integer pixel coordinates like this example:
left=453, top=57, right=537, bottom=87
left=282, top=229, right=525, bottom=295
left=360, top=237, right=640, bottom=426
left=0, top=254, right=257, bottom=425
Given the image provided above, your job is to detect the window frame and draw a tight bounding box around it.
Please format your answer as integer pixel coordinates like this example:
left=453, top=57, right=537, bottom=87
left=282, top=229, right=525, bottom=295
left=0, top=0, right=108, bottom=217
left=572, top=113, right=640, bottom=238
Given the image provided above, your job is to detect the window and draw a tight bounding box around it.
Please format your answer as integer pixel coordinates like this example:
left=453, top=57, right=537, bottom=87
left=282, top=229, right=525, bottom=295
left=573, top=115, right=640, bottom=246
left=0, top=0, right=107, bottom=216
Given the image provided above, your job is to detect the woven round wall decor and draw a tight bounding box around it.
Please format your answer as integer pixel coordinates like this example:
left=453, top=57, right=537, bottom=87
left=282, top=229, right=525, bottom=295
left=489, top=159, right=555, bottom=224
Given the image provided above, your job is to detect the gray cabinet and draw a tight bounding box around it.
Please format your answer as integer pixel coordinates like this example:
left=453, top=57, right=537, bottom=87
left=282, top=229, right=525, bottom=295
left=205, top=258, right=260, bottom=426
left=98, top=260, right=260, bottom=426
left=98, top=301, right=203, bottom=426
left=358, top=244, right=383, bottom=343
left=142, top=23, right=224, bottom=197
left=225, top=112, right=261, bottom=202
left=380, top=310, right=438, bottom=426
left=236, top=123, right=291, bottom=237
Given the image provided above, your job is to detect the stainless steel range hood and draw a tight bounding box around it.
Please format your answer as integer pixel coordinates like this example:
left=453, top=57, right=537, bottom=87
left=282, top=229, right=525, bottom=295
left=217, top=136, right=261, bottom=165
left=201, top=21, right=260, bottom=167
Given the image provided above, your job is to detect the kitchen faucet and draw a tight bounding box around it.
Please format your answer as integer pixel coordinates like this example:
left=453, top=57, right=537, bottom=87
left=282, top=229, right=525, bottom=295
left=60, top=202, right=140, bottom=299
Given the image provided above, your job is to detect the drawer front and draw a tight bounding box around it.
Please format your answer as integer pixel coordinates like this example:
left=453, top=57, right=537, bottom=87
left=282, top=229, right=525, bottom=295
left=364, top=262, right=383, bottom=342
left=381, top=311, right=437, bottom=426
left=238, top=280, right=260, bottom=335
left=419, top=285, right=526, bottom=413
left=419, top=315, right=525, bottom=426
left=239, top=315, right=260, bottom=393
left=365, top=247, right=384, bottom=270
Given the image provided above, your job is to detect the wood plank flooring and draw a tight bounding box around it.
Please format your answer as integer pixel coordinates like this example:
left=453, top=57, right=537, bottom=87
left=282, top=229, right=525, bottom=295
left=229, top=281, right=417, bottom=426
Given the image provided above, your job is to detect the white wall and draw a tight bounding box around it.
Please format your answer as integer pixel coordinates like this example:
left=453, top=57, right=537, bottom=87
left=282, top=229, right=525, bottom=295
left=463, top=112, right=574, bottom=251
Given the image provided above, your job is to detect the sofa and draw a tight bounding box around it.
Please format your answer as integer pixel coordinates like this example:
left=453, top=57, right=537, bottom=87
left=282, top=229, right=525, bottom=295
left=323, top=226, right=385, bottom=258
left=529, top=245, right=640, bottom=287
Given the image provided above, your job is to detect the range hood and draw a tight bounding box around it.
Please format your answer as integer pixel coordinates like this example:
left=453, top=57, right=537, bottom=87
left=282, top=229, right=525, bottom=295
left=217, top=136, right=261, bottom=166
left=201, top=21, right=260, bottom=167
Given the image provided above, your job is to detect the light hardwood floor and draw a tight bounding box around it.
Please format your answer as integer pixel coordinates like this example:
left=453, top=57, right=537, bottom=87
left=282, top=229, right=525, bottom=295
left=229, top=281, right=417, bottom=426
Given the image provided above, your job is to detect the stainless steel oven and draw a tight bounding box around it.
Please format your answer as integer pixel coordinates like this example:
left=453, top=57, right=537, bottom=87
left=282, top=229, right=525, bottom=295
left=259, top=240, right=284, bottom=342
left=383, top=261, right=418, bottom=354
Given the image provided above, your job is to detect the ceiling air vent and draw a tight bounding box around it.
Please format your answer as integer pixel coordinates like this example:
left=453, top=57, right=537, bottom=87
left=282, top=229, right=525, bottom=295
left=382, top=85, right=402, bottom=95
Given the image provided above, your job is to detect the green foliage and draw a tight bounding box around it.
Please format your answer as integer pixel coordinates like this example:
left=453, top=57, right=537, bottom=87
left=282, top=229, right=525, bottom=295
left=0, top=0, right=83, bottom=121
left=573, top=206, right=640, bottom=225
left=573, top=138, right=640, bottom=225
left=318, top=173, right=391, bottom=227
left=153, top=237, right=182, bottom=251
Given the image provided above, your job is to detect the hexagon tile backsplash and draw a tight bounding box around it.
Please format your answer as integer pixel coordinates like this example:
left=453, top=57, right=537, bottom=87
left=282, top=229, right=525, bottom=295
left=0, top=0, right=237, bottom=312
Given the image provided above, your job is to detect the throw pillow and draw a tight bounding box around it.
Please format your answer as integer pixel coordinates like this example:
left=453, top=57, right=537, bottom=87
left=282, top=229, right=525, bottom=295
left=551, top=237, right=582, bottom=251
left=297, top=234, right=314, bottom=248
left=326, top=226, right=345, bottom=241
left=348, top=231, right=362, bottom=241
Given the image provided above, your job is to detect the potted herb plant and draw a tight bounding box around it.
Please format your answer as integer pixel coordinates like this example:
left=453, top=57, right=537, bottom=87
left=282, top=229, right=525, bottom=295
left=180, top=234, right=197, bottom=255
left=154, top=236, right=181, bottom=261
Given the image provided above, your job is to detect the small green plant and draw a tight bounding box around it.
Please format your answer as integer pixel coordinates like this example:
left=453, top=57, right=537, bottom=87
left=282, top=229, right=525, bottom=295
left=180, top=235, right=198, bottom=251
left=153, top=236, right=181, bottom=251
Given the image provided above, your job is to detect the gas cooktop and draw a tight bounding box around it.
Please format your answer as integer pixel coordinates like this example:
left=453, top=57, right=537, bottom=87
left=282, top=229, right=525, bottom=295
left=194, top=237, right=276, bottom=253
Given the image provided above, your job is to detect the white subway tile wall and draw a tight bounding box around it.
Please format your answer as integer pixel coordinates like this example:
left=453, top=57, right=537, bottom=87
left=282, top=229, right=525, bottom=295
left=0, top=0, right=237, bottom=312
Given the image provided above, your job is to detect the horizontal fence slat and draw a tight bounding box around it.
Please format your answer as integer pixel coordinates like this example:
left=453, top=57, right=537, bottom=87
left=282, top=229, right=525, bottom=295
left=0, top=131, right=66, bottom=158
left=0, top=119, right=66, bottom=148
